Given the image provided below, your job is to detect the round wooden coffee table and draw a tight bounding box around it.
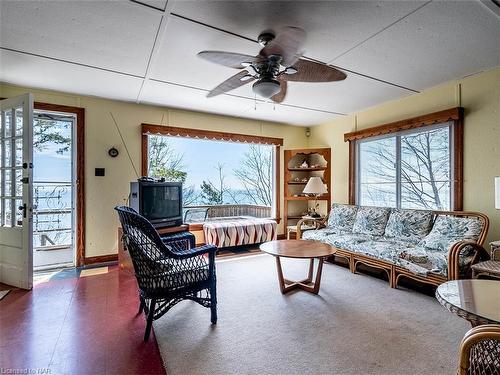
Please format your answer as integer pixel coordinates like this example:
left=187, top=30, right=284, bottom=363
left=259, top=240, right=336, bottom=295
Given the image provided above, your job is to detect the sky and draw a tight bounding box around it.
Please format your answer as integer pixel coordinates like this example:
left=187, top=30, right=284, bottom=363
left=161, top=136, right=273, bottom=190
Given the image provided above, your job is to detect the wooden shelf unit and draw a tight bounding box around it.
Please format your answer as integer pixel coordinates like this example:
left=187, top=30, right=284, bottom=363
left=284, top=148, right=331, bottom=230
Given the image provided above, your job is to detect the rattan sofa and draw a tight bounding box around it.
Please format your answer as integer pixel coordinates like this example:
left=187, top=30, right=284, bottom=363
left=297, top=204, right=490, bottom=288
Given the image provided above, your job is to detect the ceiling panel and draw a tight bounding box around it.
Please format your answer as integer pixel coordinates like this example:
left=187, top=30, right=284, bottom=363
left=0, top=0, right=162, bottom=77
left=150, top=16, right=258, bottom=89
left=140, top=80, right=342, bottom=125
left=230, top=72, right=411, bottom=114
left=170, top=1, right=426, bottom=62
left=133, top=0, right=167, bottom=11
left=333, top=0, right=500, bottom=90
left=0, top=49, right=143, bottom=102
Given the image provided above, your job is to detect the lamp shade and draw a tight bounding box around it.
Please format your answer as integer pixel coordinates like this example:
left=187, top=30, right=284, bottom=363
left=496, top=177, right=500, bottom=209
left=303, top=177, right=327, bottom=195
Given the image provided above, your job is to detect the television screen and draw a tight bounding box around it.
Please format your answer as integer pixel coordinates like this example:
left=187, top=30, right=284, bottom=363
left=142, top=185, right=181, bottom=220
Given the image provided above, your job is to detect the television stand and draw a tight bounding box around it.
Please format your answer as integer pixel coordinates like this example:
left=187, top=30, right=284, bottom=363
left=118, top=224, right=189, bottom=274
left=155, top=224, right=189, bottom=235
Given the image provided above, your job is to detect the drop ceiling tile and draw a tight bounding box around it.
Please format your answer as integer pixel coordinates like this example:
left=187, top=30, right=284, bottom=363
left=0, top=49, right=143, bottom=102
left=133, top=0, right=167, bottom=11
left=333, top=0, right=500, bottom=90
left=0, top=1, right=161, bottom=76
left=150, top=16, right=258, bottom=90
left=170, top=1, right=426, bottom=62
left=231, top=72, right=412, bottom=114
left=140, top=79, right=341, bottom=125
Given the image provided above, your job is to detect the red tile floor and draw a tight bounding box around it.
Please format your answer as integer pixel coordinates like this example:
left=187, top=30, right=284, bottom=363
left=0, top=266, right=166, bottom=375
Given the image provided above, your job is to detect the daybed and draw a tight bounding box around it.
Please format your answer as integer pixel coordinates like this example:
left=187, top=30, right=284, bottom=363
left=298, top=204, right=490, bottom=287
left=203, top=217, right=277, bottom=248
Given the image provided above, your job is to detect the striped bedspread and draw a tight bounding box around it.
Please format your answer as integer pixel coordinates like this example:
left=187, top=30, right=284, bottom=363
left=203, top=217, right=277, bottom=248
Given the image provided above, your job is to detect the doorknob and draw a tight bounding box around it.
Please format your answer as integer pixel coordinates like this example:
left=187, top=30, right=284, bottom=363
left=18, top=203, right=27, bottom=218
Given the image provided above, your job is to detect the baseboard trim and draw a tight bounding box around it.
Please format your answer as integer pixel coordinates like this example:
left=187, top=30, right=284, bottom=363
left=84, top=254, right=118, bottom=265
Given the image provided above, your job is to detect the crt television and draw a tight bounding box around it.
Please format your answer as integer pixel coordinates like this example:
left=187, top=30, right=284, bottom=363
left=129, top=180, right=183, bottom=227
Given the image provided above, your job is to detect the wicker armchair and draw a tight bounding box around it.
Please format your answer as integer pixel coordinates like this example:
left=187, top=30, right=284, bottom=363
left=115, top=206, right=217, bottom=341
left=458, top=324, right=500, bottom=375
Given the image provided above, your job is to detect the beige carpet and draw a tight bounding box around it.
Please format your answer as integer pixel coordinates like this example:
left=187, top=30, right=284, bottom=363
left=154, top=254, right=469, bottom=375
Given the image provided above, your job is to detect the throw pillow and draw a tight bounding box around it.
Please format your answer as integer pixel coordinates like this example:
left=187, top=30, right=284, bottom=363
left=384, top=209, right=433, bottom=244
left=418, top=215, right=484, bottom=252
left=326, top=204, right=358, bottom=233
left=352, top=206, right=391, bottom=236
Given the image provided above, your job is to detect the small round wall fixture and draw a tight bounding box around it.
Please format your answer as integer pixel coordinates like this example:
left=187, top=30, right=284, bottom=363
left=108, top=147, right=119, bottom=158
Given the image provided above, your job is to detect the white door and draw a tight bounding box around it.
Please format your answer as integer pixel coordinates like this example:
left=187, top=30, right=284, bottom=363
left=0, top=94, right=34, bottom=290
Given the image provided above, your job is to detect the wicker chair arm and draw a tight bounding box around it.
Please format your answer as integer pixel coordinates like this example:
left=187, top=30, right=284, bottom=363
left=295, top=217, right=325, bottom=239
left=458, top=324, right=500, bottom=375
left=168, top=244, right=217, bottom=259
left=447, top=241, right=490, bottom=280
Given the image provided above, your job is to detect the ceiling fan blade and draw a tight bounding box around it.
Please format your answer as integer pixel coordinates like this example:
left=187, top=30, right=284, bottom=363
left=271, top=78, right=287, bottom=103
left=260, top=26, right=306, bottom=67
left=284, top=59, right=347, bottom=82
left=207, top=71, right=255, bottom=98
left=198, top=51, right=257, bottom=69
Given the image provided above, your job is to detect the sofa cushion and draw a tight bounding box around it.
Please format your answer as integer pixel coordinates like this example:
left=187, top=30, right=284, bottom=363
left=326, top=203, right=358, bottom=233
left=302, top=228, right=340, bottom=242
left=302, top=230, right=373, bottom=250
left=417, top=215, right=484, bottom=252
left=398, top=247, right=449, bottom=276
left=351, top=240, right=412, bottom=262
left=384, top=209, right=433, bottom=244
left=352, top=206, right=391, bottom=236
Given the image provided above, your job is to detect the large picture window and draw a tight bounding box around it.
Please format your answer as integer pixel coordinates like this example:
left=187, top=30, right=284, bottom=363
left=357, top=124, right=452, bottom=210
left=141, top=124, right=282, bottom=222
left=345, top=108, right=464, bottom=211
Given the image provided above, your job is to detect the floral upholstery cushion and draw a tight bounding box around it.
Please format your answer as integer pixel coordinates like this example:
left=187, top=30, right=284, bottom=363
left=302, top=230, right=373, bottom=250
left=417, top=215, right=484, bottom=252
left=351, top=240, right=412, bottom=261
left=398, top=247, right=448, bottom=276
left=302, top=228, right=340, bottom=242
left=352, top=206, right=391, bottom=236
left=384, top=209, right=433, bottom=244
left=326, top=204, right=358, bottom=233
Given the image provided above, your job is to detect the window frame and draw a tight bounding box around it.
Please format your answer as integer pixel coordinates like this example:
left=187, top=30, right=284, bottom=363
left=141, top=123, right=283, bottom=223
left=345, top=107, right=464, bottom=211
left=355, top=122, right=454, bottom=209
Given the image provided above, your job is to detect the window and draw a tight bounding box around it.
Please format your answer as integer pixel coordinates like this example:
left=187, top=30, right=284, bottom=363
left=141, top=124, right=282, bottom=222
left=357, top=124, right=452, bottom=210
left=346, top=108, right=464, bottom=211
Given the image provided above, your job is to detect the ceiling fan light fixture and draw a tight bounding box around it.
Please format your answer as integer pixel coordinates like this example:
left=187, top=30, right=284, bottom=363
left=252, top=78, right=281, bottom=99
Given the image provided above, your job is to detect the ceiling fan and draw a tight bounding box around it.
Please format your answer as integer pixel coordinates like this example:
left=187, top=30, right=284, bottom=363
left=198, top=27, right=347, bottom=103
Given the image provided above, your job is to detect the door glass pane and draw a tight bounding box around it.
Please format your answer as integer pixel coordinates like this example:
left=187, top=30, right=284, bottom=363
left=15, top=198, right=22, bottom=226
left=4, top=199, right=12, bottom=227
left=15, top=138, right=23, bottom=166
left=15, top=169, right=22, bottom=197
left=4, top=140, right=11, bottom=167
left=401, top=125, right=451, bottom=210
left=4, top=110, right=12, bottom=137
left=358, top=137, right=397, bottom=207
left=15, top=107, right=23, bottom=136
left=4, top=169, right=12, bottom=197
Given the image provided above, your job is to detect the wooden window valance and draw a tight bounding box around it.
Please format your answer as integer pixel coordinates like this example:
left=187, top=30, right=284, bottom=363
left=345, top=107, right=464, bottom=210
left=344, top=108, right=463, bottom=142
left=142, top=124, right=284, bottom=146
left=141, top=123, right=282, bottom=223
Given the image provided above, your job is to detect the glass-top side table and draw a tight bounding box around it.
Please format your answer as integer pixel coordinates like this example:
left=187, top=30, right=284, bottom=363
left=436, top=279, right=500, bottom=326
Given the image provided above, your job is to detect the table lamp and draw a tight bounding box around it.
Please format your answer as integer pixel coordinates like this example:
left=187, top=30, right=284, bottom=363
left=303, top=177, right=327, bottom=217
left=495, top=176, right=500, bottom=209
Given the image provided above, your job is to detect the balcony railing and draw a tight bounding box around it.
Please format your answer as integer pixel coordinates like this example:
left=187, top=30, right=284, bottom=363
left=183, top=204, right=271, bottom=223
left=33, top=181, right=73, bottom=251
